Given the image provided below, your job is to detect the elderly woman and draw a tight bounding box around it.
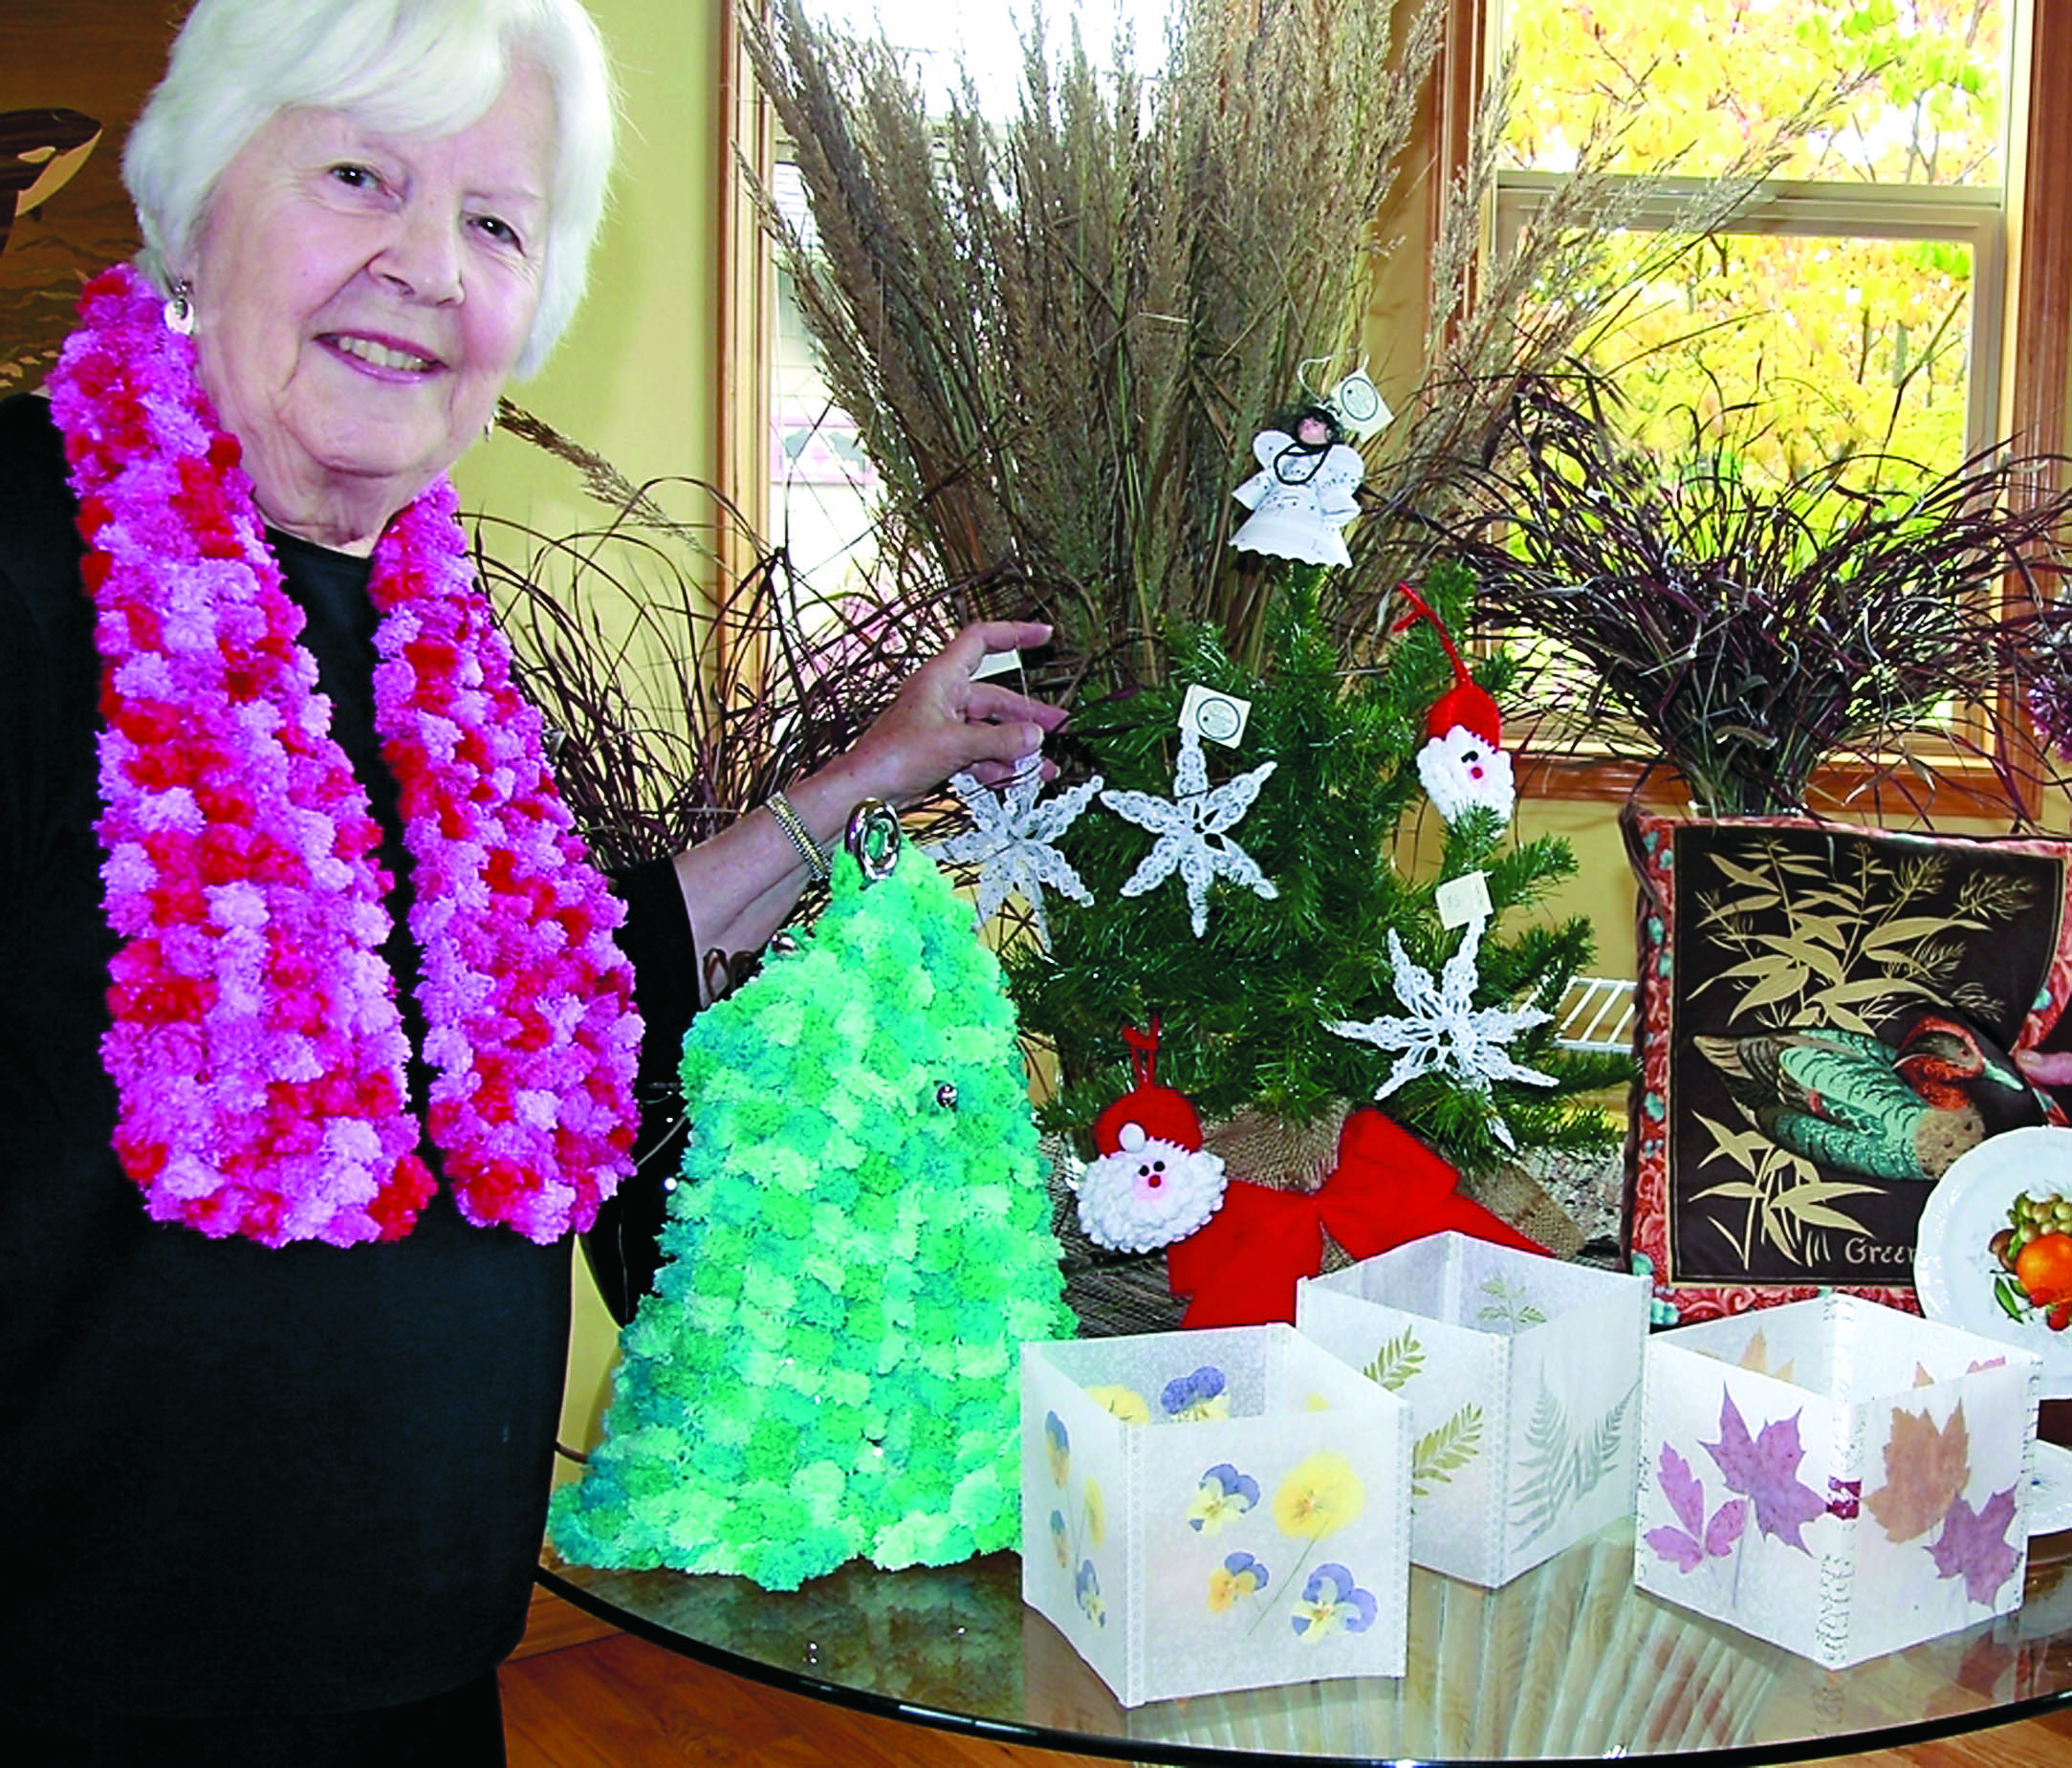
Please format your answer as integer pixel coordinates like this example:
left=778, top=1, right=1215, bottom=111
left=0, top=0, right=1060, bottom=1757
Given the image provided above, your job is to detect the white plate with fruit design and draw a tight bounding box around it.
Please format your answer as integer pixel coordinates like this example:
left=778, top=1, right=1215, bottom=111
left=1915, top=1125, right=2072, bottom=1400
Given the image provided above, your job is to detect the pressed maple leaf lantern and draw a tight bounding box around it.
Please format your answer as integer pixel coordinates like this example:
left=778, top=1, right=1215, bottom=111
left=1635, top=1295, right=2039, bottom=1667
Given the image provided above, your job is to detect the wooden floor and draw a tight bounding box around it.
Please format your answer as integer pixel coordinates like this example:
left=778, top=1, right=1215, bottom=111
left=500, top=1589, right=2072, bottom=1768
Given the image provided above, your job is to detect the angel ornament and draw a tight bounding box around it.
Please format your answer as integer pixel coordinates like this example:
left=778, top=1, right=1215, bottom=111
left=1229, top=405, right=1365, bottom=568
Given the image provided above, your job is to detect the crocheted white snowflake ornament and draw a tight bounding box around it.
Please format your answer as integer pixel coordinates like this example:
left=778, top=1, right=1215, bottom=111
left=931, top=766, right=1101, bottom=949
left=1099, top=731, right=1278, bottom=939
left=1325, top=912, right=1556, bottom=1150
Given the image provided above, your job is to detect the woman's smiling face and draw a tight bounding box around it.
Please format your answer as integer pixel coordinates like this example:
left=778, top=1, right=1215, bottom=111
left=184, top=58, right=555, bottom=551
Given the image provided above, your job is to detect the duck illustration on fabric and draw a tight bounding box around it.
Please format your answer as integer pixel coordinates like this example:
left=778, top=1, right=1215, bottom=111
left=1693, top=1015, right=2034, bottom=1183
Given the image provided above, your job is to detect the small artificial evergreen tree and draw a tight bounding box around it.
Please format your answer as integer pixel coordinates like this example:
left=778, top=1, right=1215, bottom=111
left=1001, top=561, right=1628, bottom=1173
left=549, top=827, right=1075, bottom=1590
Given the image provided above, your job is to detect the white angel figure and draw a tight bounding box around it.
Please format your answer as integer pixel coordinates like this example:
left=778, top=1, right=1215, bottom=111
left=1229, top=408, right=1365, bottom=567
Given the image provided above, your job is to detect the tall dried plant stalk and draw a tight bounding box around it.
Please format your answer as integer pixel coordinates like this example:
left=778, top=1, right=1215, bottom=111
left=744, top=0, right=1441, bottom=682
left=471, top=484, right=957, bottom=875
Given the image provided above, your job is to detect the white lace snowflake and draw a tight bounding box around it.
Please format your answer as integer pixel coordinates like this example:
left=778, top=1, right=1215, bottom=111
left=1100, top=731, right=1278, bottom=939
left=1326, top=913, right=1556, bottom=1149
left=930, top=766, right=1101, bottom=949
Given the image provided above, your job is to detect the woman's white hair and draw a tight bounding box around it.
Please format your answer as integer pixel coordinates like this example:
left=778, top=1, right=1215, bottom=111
left=123, top=0, right=616, bottom=379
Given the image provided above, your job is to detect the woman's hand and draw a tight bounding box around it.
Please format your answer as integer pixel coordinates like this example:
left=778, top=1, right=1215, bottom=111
left=668, top=622, right=1067, bottom=998
left=828, top=621, right=1066, bottom=807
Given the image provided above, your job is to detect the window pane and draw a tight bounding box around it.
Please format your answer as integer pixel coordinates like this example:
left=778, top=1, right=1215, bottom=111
left=1581, top=229, right=1976, bottom=481
left=1501, top=0, right=2008, bottom=187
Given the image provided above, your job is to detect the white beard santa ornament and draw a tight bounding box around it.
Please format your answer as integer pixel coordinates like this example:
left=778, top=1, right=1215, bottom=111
left=1396, top=583, right=1516, bottom=827
left=1074, top=1019, right=1230, bottom=1254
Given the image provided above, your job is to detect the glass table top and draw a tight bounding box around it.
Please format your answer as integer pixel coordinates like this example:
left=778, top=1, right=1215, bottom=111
left=538, top=1518, right=2072, bottom=1765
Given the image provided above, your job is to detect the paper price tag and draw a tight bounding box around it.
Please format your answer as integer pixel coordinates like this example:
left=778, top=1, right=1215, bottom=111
left=1435, top=870, right=1494, bottom=929
left=1180, top=683, right=1253, bottom=748
left=1330, top=370, right=1393, bottom=440
left=971, top=647, right=1023, bottom=683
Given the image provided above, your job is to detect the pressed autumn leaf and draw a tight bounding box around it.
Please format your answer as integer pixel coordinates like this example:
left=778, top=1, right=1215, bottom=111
left=1929, top=1486, right=2021, bottom=1605
left=1701, top=1388, right=1827, bottom=1552
left=1865, top=1402, right=1971, bottom=1543
left=1735, top=1328, right=1795, bottom=1385
left=1645, top=1443, right=1748, bottom=1574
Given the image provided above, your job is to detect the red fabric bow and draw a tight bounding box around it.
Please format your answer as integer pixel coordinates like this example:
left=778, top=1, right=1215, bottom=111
left=1165, top=1107, right=1545, bottom=1328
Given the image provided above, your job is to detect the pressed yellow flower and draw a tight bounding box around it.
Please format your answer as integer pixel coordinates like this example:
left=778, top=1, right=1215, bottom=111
left=1083, top=1476, right=1107, bottom=1548
left=1273, top=1452, right=1365, bottom=1540
left=1086, top=1385, right=1150, bottom=1424
left=1207, top=1552, right=1267, bottom=1614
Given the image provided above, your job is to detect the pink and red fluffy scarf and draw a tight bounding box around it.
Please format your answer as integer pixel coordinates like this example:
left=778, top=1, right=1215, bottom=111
left=46, top=265, right=640, bottom=1248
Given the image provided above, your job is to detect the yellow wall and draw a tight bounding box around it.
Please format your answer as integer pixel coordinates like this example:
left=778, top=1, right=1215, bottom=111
left=452, top=0, right=729, bottom=1472
left=454, top=0, right=724, bottom=546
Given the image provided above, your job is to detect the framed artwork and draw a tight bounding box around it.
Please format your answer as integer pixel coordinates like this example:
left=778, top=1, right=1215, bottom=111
left=1624, top=815, right=2072, bottom=1323
left=1, top=1, right=180, bottom=392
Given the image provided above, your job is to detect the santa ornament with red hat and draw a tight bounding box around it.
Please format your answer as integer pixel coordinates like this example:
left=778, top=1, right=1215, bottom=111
left=1074, top=1019, right=1230, bottom=1253
left=1396, top=584, right=1516, bottom=827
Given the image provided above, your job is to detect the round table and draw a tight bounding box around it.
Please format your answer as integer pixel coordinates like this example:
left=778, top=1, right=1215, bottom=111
left=538, top=1520, right=2072, bottom=1764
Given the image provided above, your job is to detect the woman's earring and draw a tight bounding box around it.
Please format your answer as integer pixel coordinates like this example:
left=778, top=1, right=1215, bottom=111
left=164, top=282, right=194, bottom=336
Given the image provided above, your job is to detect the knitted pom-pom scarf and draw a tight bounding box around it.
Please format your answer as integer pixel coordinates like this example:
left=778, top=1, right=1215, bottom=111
left=46, top=264, right=641, bottom=1247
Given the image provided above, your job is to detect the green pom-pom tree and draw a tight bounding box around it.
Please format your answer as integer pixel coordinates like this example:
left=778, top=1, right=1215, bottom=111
left=549, top=837, right=1075, bottom=1590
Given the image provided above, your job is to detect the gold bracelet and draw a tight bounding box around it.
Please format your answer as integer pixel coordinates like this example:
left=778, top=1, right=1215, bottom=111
left=766, top=790, right=830, bottom=881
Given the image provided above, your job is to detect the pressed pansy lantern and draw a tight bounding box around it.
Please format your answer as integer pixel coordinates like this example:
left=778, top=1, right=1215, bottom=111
left=1021, top=1324, right=1411, bottom=1706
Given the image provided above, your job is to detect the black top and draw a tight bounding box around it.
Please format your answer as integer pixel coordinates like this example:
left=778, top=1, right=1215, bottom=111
left=0, top=392, right=699, bottom=1719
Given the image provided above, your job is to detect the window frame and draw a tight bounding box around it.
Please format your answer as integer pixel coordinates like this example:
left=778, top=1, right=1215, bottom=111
left=1492, top=174, right=2009, bottom=467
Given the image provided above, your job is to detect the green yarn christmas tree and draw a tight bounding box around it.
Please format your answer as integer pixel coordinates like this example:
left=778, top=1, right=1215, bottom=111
left=549, top=821, right=1074, bottom=1590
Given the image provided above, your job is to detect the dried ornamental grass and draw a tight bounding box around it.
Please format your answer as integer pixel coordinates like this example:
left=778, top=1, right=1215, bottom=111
left=743, top=0, right=1441, bottom=682
left=1437, top=378, right=2072, bottom=818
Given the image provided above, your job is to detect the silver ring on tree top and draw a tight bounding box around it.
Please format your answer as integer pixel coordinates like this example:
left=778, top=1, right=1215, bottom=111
left=844, top=800, right=902, bottom=884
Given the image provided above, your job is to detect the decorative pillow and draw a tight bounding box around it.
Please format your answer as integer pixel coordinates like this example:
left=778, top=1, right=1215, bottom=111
left=1624, top=816, right=2072, bottom=1323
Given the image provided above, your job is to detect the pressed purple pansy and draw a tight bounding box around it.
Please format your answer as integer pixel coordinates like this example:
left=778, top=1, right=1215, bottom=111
left=1291, top=1562, right=1377, bottom=1639
left=1187, top=1461, right=1261, bottom=1535
left=1075, top=1558, right=1107, bottom=1626
left=1162, top=1365, right=1230, bottom=1421
left=1044, top=1410, right=1070, bottom=1484
left=1207, top=1550, right=1270, bottom=1613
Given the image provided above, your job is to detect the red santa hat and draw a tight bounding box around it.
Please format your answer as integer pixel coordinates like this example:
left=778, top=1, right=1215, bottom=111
left=1092, top=1019, right=1205, bottom=1156
left=1394, top=582, right=1501, bottom=750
